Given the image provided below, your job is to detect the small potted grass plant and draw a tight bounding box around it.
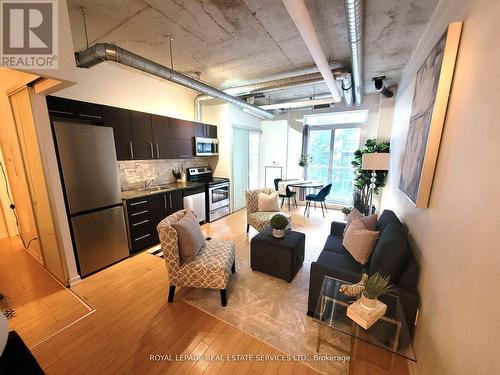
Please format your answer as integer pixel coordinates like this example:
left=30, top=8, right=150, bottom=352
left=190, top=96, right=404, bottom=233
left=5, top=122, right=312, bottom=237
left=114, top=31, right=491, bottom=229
left=360, top=272, right=393, bottom=310
left=341, top=207, right=352, bottom=220
left=270, top=214, right=289, bottom=239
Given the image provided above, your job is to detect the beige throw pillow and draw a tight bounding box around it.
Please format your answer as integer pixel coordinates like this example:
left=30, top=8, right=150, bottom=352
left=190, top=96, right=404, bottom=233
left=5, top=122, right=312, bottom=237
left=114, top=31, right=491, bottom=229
left=345, top=208, right=363, bottom=229
left=257, top=192, right=280, bottom=212
left=360, top=213, right=377, bottom=231
left=342, top=219, right=380, bottom=265
left=171, top=211, right=205, bottom=261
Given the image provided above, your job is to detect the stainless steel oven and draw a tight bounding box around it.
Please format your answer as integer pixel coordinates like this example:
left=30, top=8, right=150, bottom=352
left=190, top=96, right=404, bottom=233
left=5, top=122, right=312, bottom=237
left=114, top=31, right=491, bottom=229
left=195, top=137, right=219, bottom=156
left=208, top=182, right=230, bottom=221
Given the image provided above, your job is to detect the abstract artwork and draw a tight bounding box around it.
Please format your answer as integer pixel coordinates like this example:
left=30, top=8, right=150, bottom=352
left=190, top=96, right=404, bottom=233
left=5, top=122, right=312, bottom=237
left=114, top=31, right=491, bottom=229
left=399, top=22, right=462, bottom=207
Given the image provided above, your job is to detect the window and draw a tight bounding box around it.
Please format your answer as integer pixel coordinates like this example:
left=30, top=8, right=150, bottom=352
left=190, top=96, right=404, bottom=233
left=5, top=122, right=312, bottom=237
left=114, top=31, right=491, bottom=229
left=306, top=112, right=363, bottom=205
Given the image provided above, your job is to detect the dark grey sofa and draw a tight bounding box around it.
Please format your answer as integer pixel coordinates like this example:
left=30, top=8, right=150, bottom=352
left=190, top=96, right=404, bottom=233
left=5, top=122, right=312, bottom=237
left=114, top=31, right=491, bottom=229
left=307, top=210, right=420, bottom=335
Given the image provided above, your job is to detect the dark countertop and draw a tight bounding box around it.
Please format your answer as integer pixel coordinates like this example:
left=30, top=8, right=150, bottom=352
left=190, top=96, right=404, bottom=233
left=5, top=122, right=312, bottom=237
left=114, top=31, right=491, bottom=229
left=121, top=181, right=205, bottom=200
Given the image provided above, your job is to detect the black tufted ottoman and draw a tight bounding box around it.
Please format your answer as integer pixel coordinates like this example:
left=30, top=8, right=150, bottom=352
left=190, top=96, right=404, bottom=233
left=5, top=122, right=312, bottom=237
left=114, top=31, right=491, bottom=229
left=250, top=228, right=305, bottom=282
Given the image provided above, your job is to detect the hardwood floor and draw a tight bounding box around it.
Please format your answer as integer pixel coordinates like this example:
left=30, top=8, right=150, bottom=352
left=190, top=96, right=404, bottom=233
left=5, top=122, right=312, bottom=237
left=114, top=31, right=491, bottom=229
left=1, top=207, right=410, bottom=375
left=0, top=236, right=92, bottom=347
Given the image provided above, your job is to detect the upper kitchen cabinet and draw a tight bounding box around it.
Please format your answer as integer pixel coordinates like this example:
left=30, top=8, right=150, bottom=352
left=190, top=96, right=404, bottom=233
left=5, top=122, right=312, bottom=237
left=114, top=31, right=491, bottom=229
left=102, top=106, right=133, bottom=160
left=150, top=115, right=170, bottom=159
left=130, top=111, right=153, bottom=160
left=194, top=122, right=217, bottom=138
left=46, top=96, right=103, bottom=122
left=152, top=115, right=194, bottom=159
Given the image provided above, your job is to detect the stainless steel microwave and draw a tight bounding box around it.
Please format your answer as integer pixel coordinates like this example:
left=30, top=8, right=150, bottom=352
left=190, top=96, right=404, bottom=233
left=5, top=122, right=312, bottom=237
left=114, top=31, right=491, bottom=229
left=195, top=137, right=219, bottom=156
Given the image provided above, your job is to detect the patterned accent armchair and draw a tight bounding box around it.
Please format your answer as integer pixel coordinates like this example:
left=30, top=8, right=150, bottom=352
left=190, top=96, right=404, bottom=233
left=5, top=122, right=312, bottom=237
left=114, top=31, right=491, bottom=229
left=245, top=188, right=292, bottom=233
left=157, top=210, right=236, bottom=306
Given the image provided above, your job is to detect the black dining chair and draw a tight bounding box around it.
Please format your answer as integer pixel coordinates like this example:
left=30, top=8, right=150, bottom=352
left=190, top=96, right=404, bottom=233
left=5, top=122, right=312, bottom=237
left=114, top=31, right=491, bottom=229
left=274, top=178, right=298, bottom=211
left=304, top=183, right=332, bottom=217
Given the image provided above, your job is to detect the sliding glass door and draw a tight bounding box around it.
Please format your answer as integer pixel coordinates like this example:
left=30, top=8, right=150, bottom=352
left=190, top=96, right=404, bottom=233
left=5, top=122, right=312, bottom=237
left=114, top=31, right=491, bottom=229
left=307, top=125, right=361, bottom=205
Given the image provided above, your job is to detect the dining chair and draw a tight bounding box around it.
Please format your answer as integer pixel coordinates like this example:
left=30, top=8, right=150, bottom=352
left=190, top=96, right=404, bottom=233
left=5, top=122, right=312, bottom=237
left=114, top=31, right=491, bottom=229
left=274, top=178, right=298, bottom=211
left=304, top=183, right=332, bottom=218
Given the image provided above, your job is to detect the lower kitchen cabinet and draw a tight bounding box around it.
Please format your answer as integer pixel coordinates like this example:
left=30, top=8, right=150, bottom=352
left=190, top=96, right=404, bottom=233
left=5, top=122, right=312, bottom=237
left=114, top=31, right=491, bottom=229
left=124, top=190, right=183, bottom=253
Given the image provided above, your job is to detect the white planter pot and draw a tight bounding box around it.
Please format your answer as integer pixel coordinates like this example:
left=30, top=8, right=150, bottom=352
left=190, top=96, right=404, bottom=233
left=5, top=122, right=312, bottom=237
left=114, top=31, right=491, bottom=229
left=272, top=229, right=285, bottom=238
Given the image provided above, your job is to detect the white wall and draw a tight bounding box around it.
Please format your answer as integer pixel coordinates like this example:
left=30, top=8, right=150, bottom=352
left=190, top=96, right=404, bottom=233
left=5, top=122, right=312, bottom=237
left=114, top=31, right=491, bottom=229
left=55, top=63, right=198, bottom=121
left=381, top=0, right=500, bottom=374
left=260, top=120, right=287, bottom=187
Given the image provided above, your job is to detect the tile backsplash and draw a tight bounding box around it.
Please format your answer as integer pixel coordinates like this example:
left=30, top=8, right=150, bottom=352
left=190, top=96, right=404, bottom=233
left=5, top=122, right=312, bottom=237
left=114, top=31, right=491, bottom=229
left=118, top=157, right=218, bottom=191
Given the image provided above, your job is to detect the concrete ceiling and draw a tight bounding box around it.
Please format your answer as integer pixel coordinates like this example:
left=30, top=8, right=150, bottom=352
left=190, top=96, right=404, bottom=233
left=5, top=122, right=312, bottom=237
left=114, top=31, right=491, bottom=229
left=67, top=0, right=438, bottom=105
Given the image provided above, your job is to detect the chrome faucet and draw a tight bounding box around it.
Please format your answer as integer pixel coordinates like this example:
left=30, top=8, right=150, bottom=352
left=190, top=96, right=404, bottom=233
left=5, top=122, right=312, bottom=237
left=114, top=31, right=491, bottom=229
left=144, top=179, right=154, bottom=188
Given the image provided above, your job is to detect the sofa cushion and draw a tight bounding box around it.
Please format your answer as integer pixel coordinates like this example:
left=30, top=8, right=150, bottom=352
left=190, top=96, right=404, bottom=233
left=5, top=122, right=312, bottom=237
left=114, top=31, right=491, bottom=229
left=368, top=223, right=409, bottom=283
left=376, top=210, right=401, bottom=232
left=323, top=235, right=347, bottom=255
left=343, top=219, right=380, bottom=265
left=171, top=211, right=205, bottom=261
left=316, top=251, right=363, bottom=283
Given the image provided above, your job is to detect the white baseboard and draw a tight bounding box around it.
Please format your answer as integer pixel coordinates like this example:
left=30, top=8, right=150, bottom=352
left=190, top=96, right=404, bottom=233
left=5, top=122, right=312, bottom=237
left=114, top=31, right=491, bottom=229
left=68, top=275, right=82, bottom=287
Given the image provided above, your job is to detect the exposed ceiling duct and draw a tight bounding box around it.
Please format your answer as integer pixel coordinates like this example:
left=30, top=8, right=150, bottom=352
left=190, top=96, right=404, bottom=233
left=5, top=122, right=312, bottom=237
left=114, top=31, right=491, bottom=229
left=259, top=94, right=335, bottom=111
left=74, top=43, right=274, bottom=120
left=344, top=0, right=364, bottom=105
left=282, top=0, right=343, bottom=103
left=194, top=67, right=353, bottom=121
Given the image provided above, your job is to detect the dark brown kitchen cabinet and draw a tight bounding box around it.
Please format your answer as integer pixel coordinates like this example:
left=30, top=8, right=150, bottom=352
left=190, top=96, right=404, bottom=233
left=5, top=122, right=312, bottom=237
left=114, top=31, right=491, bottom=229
left=47, top=96, right=103, bottom=122
left=125, top=190, right=183, bottom=253
left=148, top=190, right=183, bottom=242
left=169, top=118, right=193, bottom=139
left=194, top=122, right=217, bottom=138
left=207, top=125, right=217, bottom=138
left=102, top=106, right=133, bottom=160
left=151, top=115, right=171, bottom=159
left=167, top=139, right=193, bottom=159
left=130, top=111, right=153, bottom=160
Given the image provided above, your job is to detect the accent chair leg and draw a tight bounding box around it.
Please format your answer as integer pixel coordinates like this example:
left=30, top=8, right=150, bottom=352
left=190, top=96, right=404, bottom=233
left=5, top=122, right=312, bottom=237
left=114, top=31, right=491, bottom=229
left=304, top=201, right=309, bottom=215
left=220, top=289, right=227, bottom=307
left=246, top=223, right=250, bottom=233
left=168, top=286, right=176, bottom=303
left=294, top=195, right=298, bottom=208
left=280, top=197, right=285, bottom=209
left=288, top=197, right=291, bottom=211
left=231, top=261, right=236, bottom=273
left=323, top=201, right=328, bottom=212
left=321, top=202, right=325, bottom=218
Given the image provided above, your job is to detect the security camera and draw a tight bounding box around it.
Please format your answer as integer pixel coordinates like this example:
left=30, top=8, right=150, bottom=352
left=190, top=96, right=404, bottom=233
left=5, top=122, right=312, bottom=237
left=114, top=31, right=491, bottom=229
left=372, top=76, right=393, bottom=98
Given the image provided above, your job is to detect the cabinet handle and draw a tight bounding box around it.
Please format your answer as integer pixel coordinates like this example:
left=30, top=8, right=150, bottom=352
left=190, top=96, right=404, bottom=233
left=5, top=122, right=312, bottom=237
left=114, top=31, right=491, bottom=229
left=169, top=194, right=172, bottom=209
left=49, top=109, right=73, bottom=116
left=129, top=200, right=147, bottom=206
left=179, top=155, right=190, bottom=158
left=132, top=219, right=149, bottom=227
left=156, top=143, right=160, bottom=159
left=134, top=233, right=151, bottom=241
left=131, top=210, right=148, bottom=216
left=79, top=114, right=102, bottom=120
left=164, top=194, right=168, bottom=211
left=150, top=142, right=154, bottom=158
left=129, top=141, right=134, bottom=159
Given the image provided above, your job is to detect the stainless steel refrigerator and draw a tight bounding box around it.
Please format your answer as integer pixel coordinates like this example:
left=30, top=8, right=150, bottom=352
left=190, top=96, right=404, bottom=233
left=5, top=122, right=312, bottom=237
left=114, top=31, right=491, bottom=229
left=54, top=122, right=129, bottom=277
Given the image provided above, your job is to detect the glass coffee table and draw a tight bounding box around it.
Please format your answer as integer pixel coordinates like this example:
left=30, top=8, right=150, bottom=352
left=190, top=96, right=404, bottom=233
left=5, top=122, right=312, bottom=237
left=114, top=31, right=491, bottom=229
left=314, top=276, right=416, bottom=374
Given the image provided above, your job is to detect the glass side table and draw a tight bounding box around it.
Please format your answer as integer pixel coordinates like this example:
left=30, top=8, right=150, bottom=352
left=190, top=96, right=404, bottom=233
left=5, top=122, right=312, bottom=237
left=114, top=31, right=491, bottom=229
left=314, top=276, right=417, bottom=374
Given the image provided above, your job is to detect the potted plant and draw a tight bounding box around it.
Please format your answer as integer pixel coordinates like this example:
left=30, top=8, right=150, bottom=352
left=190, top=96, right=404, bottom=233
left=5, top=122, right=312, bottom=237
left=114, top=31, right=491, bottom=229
left=172, top=168, right=182, bottom=183
left=270, top=214, right=289, bottom=239
left=351, top=139, right=390, bottom=214
left=360, top=272, right=393, bottom=310
left=341, top=207, right=352, bottom=219
left=298, top=154, right=312, bottom=167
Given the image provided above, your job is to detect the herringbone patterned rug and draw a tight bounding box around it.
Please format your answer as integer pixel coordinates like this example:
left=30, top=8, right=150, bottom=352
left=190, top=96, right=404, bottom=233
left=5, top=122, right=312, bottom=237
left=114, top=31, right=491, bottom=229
left=183, top=237, right=350, bottom=375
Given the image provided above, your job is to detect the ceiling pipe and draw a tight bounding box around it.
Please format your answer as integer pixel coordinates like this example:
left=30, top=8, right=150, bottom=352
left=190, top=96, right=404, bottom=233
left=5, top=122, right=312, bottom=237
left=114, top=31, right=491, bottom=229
left=194, top=68, right=354, bottom=120
left=259, top=96, right=335, bottom=111
left=282, top=0, right=343, bottom=103
left=344, top=0, right=364, bottom=105
left=74, top=43, right=274, bottom=120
